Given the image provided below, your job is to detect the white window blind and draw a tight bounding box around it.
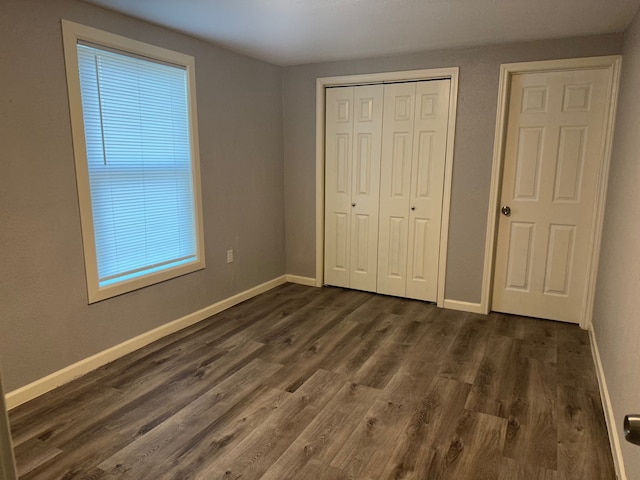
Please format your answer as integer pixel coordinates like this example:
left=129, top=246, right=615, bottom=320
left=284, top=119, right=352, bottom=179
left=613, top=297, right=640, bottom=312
left=76, top=43, right=199, bottom=289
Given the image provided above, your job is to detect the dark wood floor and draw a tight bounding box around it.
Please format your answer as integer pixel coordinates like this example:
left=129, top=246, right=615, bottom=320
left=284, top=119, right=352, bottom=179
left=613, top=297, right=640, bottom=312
left=8, top=283, right=616, bottom=479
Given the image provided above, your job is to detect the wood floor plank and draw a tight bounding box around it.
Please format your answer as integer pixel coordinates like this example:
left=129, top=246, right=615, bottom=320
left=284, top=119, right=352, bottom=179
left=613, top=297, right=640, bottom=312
left=490, top=312, right=526, bottom=339
left=97, top=359, right=284, bottom=477
left=154, top=388, right=288, bottom=480
left=503, top=358, right=558, bottom=471
left=342, top=292, right=432, bottom=322
left=12, top=437, right=62, bottom=478
left=407, top=307, right=466, bottom=364
left=256, top=288, right=368, bottom=347
left=20, top=426, right=128, bottom=480
left=290, top=459, right=351, bottom=480
left=330, top=313, right=413, bottom=380
left=556, top=350, right=600, bottom=393
left=557, top=385, right=616, bottom=480
left=498, top=456, right=558, bottom=480
left=318, top=312, right=391, bottom=374
left=61, top=344, right=238, bottom=444
left=8, top=385, right=123, bottom=449
left=330, top=395, right=418, bottom=478
left=350, top=314, right=421, bottom=389
left=465, top=334, right=522, bottom=418
left=379, top=376, right=472, bottom=479
left=8, top=284, right=616, bottom=480
left=556, top=324, right=599, bottom=392
left=519, top=317, right=558, bottom=364
left=260, top=381, right=380, bottom=479
left=422, top=410, right=507, bottom=480
left=556, top=323, right=591, bottom=356
left=104, top=342, right=271, bottom=439
left=378, top=355, right=440, bottom=409
left=207, top=296, right=316, bottom=352
left=261, top=319, right=361, bottom=393
left=198, top=369, right=345, bottom=479
left=438, top=313, right=491, bottom=383
left=259, top=305, right=363, bottom=366
left=13, top=343, right=269, bottom=474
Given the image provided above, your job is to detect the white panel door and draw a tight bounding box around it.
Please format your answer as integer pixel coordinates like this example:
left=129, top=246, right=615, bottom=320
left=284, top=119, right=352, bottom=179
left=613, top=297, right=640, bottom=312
left=350, top=85, right=384, bottom=291
left=324, top=86, right=354, bottom=288
left=493, top=68, right=612, bottom=323
left=406, top=80, right=451, bottom=301
left=324, top=85, right=383, bottom=291
left=377, top=80, right=451, bottom=301
left=377, top=82, right=416, bottom=297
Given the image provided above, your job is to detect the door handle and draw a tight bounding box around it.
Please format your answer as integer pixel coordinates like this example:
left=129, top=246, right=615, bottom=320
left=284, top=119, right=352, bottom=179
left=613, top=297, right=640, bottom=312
left=501, top=205, right=511, bottom=217
left=625, top=415, right=640, bottom=446
left=351, top=203, right=356, bottom=207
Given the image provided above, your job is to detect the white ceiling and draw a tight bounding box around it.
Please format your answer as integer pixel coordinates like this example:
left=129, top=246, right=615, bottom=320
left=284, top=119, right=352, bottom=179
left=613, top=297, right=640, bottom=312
left=84, top=0, right=640, bottom=66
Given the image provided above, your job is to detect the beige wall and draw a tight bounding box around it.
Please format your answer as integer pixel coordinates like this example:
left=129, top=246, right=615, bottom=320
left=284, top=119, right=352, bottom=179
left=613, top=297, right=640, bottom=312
left=592, top=7, right=640, bottom=478
left=0, top=0, right=285, bottom=391
left=283, top=35, right=623, bottom=303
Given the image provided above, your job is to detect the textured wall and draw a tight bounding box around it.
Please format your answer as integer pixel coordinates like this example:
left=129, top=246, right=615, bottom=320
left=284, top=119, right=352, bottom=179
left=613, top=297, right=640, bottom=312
left=283, top=34, right=623, bottom=303
left=0, top=0, right=285, bottom=391
left=592, top=7, right=640, bottom=478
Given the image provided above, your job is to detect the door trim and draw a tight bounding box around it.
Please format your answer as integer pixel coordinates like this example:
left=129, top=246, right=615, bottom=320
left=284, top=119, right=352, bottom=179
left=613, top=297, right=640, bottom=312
left=0, top=365, right=17, bottom=480
left=481, top=56, right=622, bottom=327
left=315, top=68, right=459, bottom=307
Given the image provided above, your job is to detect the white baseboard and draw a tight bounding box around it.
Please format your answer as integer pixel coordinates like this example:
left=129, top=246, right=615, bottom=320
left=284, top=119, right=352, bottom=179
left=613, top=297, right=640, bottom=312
left=442, top=299, right=485, bottom=314
left=285, top=274, right=317, bottom=287
left=589, top=326, right=627, bottom=480
left=5, top=275, right=288, bottom=410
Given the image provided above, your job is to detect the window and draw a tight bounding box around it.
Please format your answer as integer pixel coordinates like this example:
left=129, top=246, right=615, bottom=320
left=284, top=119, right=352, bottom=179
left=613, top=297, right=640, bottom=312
left=62, top=20, right=205, bottom=303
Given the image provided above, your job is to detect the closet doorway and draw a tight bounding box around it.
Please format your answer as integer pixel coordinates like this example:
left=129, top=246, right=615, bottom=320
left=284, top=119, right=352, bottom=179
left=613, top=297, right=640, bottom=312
left=316, top=69, right=459, bottom=306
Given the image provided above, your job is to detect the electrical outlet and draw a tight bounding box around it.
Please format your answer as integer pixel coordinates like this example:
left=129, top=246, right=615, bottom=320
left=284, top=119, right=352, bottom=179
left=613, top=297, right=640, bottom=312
left=226, top=249, right=234, bottom=263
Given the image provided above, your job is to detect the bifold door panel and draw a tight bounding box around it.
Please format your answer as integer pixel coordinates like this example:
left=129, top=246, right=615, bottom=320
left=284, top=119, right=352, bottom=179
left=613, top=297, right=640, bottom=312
left=378, top=80, right=451, bottom=301
left=324, top=85, right=384, bottom=292
left=324, top=79, right=451, bottom=302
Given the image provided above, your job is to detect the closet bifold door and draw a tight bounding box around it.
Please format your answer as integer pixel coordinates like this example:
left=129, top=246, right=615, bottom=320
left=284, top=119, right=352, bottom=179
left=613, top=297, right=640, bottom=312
left=377, top=79, right=451, bottom=301
left=324, top=85, right=384, bottom=291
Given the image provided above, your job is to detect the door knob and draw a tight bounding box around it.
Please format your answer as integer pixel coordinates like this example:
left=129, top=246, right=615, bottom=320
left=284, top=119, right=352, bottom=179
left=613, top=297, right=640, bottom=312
left=411, top=206, right=416, bottom=211
left=501, top=205, right=511, bottom=216
left=351, top=203, right=356, bottom=207
left=625, top=415, right=640, bottom=446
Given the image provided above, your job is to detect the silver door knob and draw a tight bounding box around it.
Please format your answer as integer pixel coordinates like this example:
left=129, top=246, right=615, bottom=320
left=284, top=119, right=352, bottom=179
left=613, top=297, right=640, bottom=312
left=411, top=206, right=416, bottom=211
left=501, top=205, right=511, bottom=216
left=351, top=203, right=356, bottom=207
left=625, top=415, right=640, bottom=446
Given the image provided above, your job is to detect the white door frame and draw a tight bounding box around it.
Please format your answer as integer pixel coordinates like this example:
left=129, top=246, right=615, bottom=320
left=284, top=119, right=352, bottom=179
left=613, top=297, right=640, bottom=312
left=315, top=68, right=459, bottom=307
left=0, top=364, right=17, bottom=480
left=481, top=56, right=622, bottom=328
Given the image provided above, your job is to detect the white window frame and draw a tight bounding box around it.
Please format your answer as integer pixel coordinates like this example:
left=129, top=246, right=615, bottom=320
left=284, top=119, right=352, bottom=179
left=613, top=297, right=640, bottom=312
left=61, top=20, right=206, bottom=303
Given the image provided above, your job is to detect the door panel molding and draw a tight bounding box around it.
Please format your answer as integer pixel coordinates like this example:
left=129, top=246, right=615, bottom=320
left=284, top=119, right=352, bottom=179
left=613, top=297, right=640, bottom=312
left=316, top=68, right=459, bottom=307
left=324, top=84, right=383, bottom=292
left=482, top=56, right=621, bottom=327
